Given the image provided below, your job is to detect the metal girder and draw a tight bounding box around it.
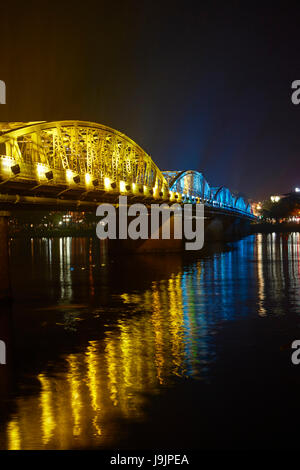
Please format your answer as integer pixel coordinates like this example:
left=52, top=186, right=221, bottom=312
left=164, top=170, right=253, bottom=215
left=0, top=120, right=168, bottom=195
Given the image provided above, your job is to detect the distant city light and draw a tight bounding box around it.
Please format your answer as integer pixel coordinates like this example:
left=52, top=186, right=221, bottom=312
left=295, top=187, right=300, bottom=192
left=271, top=195, right=281, bottom=202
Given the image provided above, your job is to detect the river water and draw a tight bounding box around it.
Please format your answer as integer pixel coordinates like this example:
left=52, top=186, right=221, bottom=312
left=0, top=233, right=300, bottom=450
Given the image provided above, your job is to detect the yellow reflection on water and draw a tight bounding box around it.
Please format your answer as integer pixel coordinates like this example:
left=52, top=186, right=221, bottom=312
left=105, top=334, right=119, bottom=407
left=4, top=269, right=187, bottom=449
left=7, top=419, right=21, bottom=450
left=168, top=275, right=185, bottom=376
left=256, top=234, right=267, bottom=316
left=85, top=341, right=102, bottom=436
left=67, top=354, right=82, bottom=437
left=3, top=235, right=300, bottom=449
left=38, top=374, right=56, bottom=444
left=151, top=284, right=165, bottom=384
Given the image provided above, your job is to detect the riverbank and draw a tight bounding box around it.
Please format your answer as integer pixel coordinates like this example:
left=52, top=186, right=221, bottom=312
left=9, top=227, right=95, bottom=238
left=251, top=222, right=300, bottom=233
left=9, top=222, right=300, bottom=239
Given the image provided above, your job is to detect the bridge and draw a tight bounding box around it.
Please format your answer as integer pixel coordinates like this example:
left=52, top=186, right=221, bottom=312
left=0, top=120, right=253, bottom=216
left=0, top=120, right=255, bottom=298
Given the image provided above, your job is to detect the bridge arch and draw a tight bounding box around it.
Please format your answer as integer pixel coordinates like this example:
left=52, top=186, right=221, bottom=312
left=0, top=120, right=168, bottom=195
left=211, top=186, right=234, bottom=207
left=234, top=195, right=250, bottom=212
left=163, top=170, right=211, bottom=201
left=163, top=170, right=252, bottom=214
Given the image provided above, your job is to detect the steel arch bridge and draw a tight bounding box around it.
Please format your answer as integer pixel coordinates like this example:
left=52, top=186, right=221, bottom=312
left=0, top=120, right=168, bottom=197
left=0, top=120, right=254, bottom=218
left=162, top=170, right=252, bottom=215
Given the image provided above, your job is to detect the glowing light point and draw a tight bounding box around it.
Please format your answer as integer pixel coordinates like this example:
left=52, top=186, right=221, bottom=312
left=66, top=169, right=73, bottom=182
left=1, top=156, right=14, bottom=169
left=36, top=163, right=48, bottom=179
left=104, top=177, right=111, bottom=190
left=85, top=173, right=91, bottom=185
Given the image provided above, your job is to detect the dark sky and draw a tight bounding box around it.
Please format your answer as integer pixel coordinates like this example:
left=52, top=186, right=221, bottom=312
left=0, top=0, right=300, bottom=200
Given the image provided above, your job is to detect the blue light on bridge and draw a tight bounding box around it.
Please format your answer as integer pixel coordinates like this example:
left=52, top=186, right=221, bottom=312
left=162, top=170, right=253, bottom=217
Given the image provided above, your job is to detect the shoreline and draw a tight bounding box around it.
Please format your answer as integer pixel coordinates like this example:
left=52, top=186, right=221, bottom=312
left=251, top=223, right=300, bottom=233
left=8, top=222, right=300, bottom=239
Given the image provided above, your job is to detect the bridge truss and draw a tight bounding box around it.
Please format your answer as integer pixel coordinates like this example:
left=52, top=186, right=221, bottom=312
left=0, top=121, right=254, bottom=217
left=163, top=170, right=252, bottom=215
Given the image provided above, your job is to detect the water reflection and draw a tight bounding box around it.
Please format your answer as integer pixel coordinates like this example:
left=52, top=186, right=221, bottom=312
left=1, top=233, right=300, bottom=449
left=255, top=233, right=300, bottom=316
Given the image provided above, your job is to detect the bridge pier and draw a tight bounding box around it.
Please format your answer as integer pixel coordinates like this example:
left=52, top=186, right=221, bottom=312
left=0, top=211, right=11, bottom=300
left=224, top=217, right=251, bottom=239
left=108, top=212, right=184, bottom=253
left=108, top=236, right=184, bottom=254
left=205, top=215, right=252, bottom=242
left=205, top=217, right=224, bottom=241
left=107, top=209, right=252, bottom=253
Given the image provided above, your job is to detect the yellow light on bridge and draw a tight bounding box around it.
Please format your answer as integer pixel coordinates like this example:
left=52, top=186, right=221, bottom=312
left=66, top=169, right=73, bottom=182
left=1, top=156, right=16, bottom=176
left=104, top=177, right=111, bottom=190
left=1, top=156, right=14, bottom=169
left=36, top=163, right=49, bottom=179
left=85, top=173, right=91, bottom=185
left=120, top=181, right=126, bottom=193
left=153, top=181, right=161, bottom=198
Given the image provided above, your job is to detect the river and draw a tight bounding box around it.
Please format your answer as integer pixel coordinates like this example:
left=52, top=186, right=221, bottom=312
left=0, top=233, right=300, bottom=450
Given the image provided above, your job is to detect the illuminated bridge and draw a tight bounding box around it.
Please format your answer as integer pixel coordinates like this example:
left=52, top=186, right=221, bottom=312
left=0, top=120, right=256, bottom=298
left=0, top=120, right=254, bottom=217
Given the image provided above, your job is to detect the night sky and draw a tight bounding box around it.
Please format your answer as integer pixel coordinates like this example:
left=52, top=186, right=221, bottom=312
left=1, top=0, right=300, bottom=200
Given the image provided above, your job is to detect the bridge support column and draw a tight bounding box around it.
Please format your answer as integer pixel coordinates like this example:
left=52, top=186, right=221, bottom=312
left=224, top=217, right=252, bottom=239
left=205, top=215, right=252, bottom=242
left=205, top=217, right=224, bottom=241
left=109, top=236, right=184, bottom=253
left=108, top=212, right=184, bottom=254
left=0, top=211, right=11, bottom=300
